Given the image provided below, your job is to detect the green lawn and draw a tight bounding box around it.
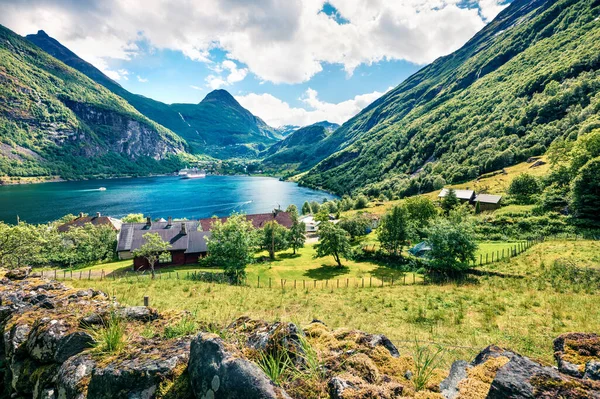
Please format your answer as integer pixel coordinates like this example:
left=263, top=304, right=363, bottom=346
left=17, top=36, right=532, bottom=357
left=67, top=239, right=600, bottom=369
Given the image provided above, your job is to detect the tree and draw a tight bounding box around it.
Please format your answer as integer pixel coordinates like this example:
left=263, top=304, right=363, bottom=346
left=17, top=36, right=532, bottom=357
left=206, top=213, right=256, bottom=284
left=338, top=214, right=371, bottom=240
left=302, top=201, right=312, bottom=215
left=404, top=196, right=437, bottom=237
left=441, top=188, right=459, bottom=214
left=377, top=205, right=410, bottom=256
left=570, top=157, right=600, bottom=223
left=122, top=213, right=145, bottom=223
left=314, top=222, right=352, bottom=267
left=261, top=221, right=289, bottom=260
left=132, top=232, right=172, bottom=279
left=310, top=201, right=321, bottom=214
left=286, top=204, right=298, bottom=215
left=287, top=207, right=306, bottom=254
left=0, top=222, right=42, bottom=268
left=354, top=195, right=369, bottom=210
left=508, top=174, right=540, bottom=204
left=425, top=219, right=477, bottom=275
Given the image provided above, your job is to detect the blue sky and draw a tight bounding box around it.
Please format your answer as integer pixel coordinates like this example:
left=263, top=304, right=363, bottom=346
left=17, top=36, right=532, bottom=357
left=1, top=0, right=509, bottom=126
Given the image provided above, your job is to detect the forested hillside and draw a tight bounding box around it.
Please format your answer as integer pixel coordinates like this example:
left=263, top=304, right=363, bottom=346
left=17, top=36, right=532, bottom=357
left=0, top=25, right=189, bottom=181
left=26, top=31, right=279, bottom=159
left=260, top=121, right=340, bottom=173
left=300, top=0, right=600, bottom=196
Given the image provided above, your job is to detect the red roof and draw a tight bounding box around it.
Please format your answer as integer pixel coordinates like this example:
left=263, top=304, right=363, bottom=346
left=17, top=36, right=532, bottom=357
left=199, top=211, right=293, bottom=231
left=57, top=215, right=122, bottom=232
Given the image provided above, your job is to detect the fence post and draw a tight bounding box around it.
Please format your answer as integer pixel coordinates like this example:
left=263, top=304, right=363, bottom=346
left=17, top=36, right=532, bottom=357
left=362, top=278, right=364, bottom=288
left=88, top=270, right=91, bottom=280
left=63, top=270, right=66, bottom=280
left=486, top=253, right=488, bottom=264
left=269, top=278, right=271, bottom=288
left=381, top=278, right=383, bottom=287
left=404, top=274, right=406, bottom=284
left=391, top=276, right=394, bottom=286
left=79, top=271, right=82, bottom=280
left=303, top=280, right=305, bottom=289
left=480, top=254, right=482, bottom=265
left=369, top=277, right=372, bottom=288
left=294, top=280, right=297, bottom=289
left=346, top=278, right=349, bottom=288
left=144, top=296, right=149, bottom=306
left=314, top=280, right=317, bottom=288
left=337, top=279, right=339, bottom=288
left=413, top=274, right=415, bottom=284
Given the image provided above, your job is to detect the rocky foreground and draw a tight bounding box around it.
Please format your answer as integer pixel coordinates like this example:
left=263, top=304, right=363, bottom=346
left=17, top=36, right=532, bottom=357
left=1, top=268, right=599, bottom=399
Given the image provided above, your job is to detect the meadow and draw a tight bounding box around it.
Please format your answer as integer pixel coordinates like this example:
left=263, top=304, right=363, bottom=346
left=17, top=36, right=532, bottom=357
left=67, top=239, right=600, bottom=368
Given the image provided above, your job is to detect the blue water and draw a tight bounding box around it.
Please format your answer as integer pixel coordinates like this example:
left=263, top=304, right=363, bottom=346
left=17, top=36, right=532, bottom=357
left=0, top=175, right=336, bottom=224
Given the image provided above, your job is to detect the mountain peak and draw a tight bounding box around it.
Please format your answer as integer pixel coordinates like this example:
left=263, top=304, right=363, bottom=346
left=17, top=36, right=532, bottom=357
left=35, top=30, right=49, bottom=37
left=201, top=89, right=240, bottom=106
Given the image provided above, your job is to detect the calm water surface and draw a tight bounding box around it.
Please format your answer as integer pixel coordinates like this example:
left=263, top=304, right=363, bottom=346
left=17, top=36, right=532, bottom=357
left=0, top=175, right=336, bottom=224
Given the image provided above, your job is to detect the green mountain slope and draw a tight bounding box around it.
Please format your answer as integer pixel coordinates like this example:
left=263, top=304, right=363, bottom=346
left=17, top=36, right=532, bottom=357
left=26, top=31, right=279, bottom=159
left=260, top=121, right=340, bottom=173
left=300, top=0, right=600, bottom=196
left=0, top=24, right=189, bottom=181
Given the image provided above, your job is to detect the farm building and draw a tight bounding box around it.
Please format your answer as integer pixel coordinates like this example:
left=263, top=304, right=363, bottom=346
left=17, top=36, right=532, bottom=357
left=438, top=189, right=475, bottom=202
left=474, top=194, right=503, bottom=211
left=57, top=212, right=122, bottom=233
left=117, top=218, right=211, bottom=269
left=198, top=209, right=293, bottom=231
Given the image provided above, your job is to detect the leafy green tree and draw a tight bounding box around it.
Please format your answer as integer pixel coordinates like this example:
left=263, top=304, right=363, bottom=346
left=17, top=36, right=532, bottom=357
left=315, top=222, right=352, bottom=267
left=508, top=174, right=540, bottom=204
left=206, top=213, right=256, bottom=284
left=377, top=205, right=410, bottom=256
left=314, top=207, right=331, bottom=223
left=132, top=232, right=172, bottom=279
left=287, top=208, right=306, bottom=255
left=122, top=213, right=145, bottom=223
left=354, top=195, right=369, bottom=210
left=404, top=196, right=437, bottom=236
left=261, top=221, right=289, bottom=260
left=309, top=201, right=321, bottom=214
left=302, top=201, right=312, bottom=215
left=441, top=188, right=459, bottom=214
left=425, top=219, right=477, bottom=275
left=286, top=204, right=298, bottom=215
left=571, top=157, right=600, bottom=223
left=0, top=222, right=42, bottom=268
left=338, top=214, right=371, bottom=240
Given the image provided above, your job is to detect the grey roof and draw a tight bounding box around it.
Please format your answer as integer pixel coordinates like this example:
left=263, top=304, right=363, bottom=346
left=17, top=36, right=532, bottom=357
left=438, top=188, right=475, bottom=200
left=117, top=221, right=210, bottom=254
left=474, top=194, right=503, bottom=204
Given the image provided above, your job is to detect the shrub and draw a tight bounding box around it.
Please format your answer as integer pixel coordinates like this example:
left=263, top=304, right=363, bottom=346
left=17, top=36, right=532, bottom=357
left=425, top=219, right=477, bottom=275
left=508, top=173, right=540, bottom=204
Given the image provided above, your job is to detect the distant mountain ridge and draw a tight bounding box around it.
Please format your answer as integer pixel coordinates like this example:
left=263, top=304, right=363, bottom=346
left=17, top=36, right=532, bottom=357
left=260, top=121, right=340, bottom=173
left=26, top=30, right=279, bottom=159
left=0, top=24, right=188, bottom=181
left=299, top=0, right=600, bottom=195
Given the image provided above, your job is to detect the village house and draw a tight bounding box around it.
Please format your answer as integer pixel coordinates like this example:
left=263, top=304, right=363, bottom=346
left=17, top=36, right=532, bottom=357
left=57, top=212, right=122, bottom=233
left=437, top=188, right=475, bottom=203
left=474, top=193, right=503, bottom=211
left=118, top=210, right=294, bottom=270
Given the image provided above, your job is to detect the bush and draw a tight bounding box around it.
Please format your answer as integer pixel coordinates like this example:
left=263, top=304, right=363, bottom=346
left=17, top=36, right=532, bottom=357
left=425, top=219, right=477, bottom=275
left=508, top=173, right=540, bottom=204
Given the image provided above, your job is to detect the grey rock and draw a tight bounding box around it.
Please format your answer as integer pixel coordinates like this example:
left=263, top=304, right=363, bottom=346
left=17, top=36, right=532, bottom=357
left=358, top=333, right=400, bottom=358
left=26, top=319, right=95, bottom=364
left=5, top=323, right=31, bottom=358
left=57, top=354, right=96, bottom=399
left=586, top=361, right=600, bottom=381
left=553, top=332, right=600, bottom=378
left=440, top=360, right=469, bottom=399
left=86, top=339, right=189, bottom=399
left=328, top=376, right=354, bottom=399
left=115, top=306, right=158, bottom=322
left=5, top=268, right=31, bottom=281
left=404, top=370, right=413, bottom=380
left=189, top=333, right=291, bottom=399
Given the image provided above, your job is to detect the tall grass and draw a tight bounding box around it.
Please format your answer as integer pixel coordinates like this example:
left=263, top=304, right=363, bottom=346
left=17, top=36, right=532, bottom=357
left=412, top=340, right=445, bottom=391
left=163, top=315, right=198, bottom=339
left=256, top=350, right=292, bottom=386
left=90, top=313, right=126, bottom=354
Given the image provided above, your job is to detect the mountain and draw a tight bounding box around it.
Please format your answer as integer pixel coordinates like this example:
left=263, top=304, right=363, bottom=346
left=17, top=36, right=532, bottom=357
left=300, top=0, right=600, bottom=196
left=0, top=24, right=188, bottom=181
left=26, top=30, right=278, bottom=159
left=260, top=121, right=339, bottom=173
left=274, top=121, right=339, bottom=138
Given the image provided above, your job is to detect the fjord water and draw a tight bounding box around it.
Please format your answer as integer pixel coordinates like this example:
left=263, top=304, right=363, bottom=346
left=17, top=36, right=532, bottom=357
left=0, top=176, right=336, bottom=224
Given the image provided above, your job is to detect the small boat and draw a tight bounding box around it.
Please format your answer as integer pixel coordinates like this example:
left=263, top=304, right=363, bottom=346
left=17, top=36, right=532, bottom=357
left=98, top=187, right=107, bottom=191
left=181, top=167, right=206, bottom=179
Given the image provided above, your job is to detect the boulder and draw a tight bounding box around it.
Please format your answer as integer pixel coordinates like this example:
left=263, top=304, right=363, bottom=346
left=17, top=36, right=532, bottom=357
left=5, top=267, right=32, bottom=281
left=26, top=318, right=95, bottom=363
left=439, top=360, right=469, bottom=399
left=328, top=376, right=355, bottom=399
left=86, top=339, right=190, bottom=399
left=554, top=332, right=600, bottom=378
left=586, top=362, right=600, bottom=381
left=56, top=354, right=96, bottom=399
left=475, top=345, right=600, bottom=399
left=115, top=306, right=158, bottom=322
left=188, top=332, right=291, bottom=399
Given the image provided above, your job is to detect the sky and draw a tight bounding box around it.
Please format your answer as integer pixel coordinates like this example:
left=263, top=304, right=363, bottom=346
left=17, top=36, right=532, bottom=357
left=0, top=0, right=509, bottom=127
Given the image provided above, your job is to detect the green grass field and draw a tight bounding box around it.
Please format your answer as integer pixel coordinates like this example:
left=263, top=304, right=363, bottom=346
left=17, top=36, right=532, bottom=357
left=66, top=239, right=600, bottom=369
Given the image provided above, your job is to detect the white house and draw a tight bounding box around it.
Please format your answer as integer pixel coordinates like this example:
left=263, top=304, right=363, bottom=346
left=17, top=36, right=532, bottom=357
left=300, top=215, right=320, bottom=233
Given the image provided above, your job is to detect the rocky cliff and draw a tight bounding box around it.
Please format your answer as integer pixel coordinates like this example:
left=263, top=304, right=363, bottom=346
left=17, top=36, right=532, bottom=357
left=1, top=269, right=599, bottom=399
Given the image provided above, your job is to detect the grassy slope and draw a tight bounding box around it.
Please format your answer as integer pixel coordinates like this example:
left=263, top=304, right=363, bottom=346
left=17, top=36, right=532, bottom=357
left=70, top=239, right=600, bottom=367
left=299, top=0, right=600, bottom=195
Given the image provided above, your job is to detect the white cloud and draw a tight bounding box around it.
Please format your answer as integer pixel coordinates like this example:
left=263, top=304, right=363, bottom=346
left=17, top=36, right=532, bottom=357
left=205, top=60, right=248, bottom=88
left=236, top=87, right=391, bottom=127
left=105, top=68, right=130, bottom=81
left=0, top=0, right=506, bottom=85
left=137, top=75, right=148, bottom=82
left=190, top=85, right=203, bottom=91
